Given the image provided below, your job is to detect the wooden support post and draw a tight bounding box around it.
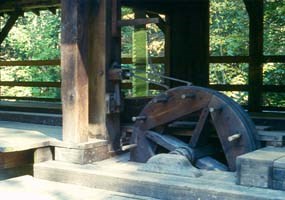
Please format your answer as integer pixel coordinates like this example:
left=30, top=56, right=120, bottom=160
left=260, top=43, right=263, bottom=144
left=244, top=0, right=263, bottom=112
left=88, top=0, right=121, bottom=152
left=132, top=10, right=148, bottom=97
left=169, top=2, right=209, bottom=87
left=61, top=0, right=89, bottom=143
left=0, top=12, right=21, bottom=45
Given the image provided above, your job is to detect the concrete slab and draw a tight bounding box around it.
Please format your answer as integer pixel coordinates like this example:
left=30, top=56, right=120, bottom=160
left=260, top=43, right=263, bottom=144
left=0, top=175, right=156, bottom=200
left=34, top=159, right=285, bottom=200
left=0, top=121, right=61, bottom=152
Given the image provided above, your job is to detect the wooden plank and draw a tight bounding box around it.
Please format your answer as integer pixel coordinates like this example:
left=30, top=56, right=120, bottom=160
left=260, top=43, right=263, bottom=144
left=209, top=56, right=249, bottom=63
left=0, top=96, right=61, bottom=102
left=0, top=59, right=60, bottom=66
left=263, top=56, right=285, bottom=63
left=0, top=11, right=21, bottom=44
left=121, top=57, right=164, bottom=64
left=209, top=84, right=248, bottom=91
left=244, top=0, right=264, bottom=112
left=0, top=81, right=60, bottom=87
left=61, top=0, right=89, bottom=143
left=118, top=17, right=160, bottom=27
left=0, top=150, right=33, bottom=169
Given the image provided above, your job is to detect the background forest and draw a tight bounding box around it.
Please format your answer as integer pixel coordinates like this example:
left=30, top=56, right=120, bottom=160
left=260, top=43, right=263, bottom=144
left=0, top=0, right=284, bottom=109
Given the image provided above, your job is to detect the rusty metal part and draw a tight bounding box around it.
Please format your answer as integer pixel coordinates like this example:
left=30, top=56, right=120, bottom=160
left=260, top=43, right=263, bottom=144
left=130, top=86, right=259, bottom=171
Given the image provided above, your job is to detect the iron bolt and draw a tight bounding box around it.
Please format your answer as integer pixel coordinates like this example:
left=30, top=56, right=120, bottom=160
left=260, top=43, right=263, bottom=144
left=228, top=133, right=241, bottom=142
left=132, top=116, right=147, bottom=122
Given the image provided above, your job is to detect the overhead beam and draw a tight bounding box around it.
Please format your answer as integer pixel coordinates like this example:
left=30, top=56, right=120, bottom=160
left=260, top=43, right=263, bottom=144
left=0, top=0, right=60, bottom=14
left=0, top=12, right=21, bottom=45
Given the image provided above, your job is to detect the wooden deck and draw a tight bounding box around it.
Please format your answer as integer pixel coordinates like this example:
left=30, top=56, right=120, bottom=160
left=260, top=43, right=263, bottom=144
left=0, top=121, right=61, bottom=153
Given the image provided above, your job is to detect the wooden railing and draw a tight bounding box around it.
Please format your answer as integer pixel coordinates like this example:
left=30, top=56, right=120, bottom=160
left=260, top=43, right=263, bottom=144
left=0, top=59, right=61, bottom=102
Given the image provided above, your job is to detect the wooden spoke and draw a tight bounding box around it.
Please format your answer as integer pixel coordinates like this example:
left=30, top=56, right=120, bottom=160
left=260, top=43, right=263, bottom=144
left=189, top=107, right=210, bottom=148
left=130, top=86, right=259, bottom=171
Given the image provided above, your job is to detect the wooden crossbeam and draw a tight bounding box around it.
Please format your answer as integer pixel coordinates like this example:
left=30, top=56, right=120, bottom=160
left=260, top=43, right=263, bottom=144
left=0, top=81, right=60, bottom=87
left=0, top=0, right=60, bottom=14
left=118, top=18, right=160, bottom=27
left=0, top=11, right=21, bottom=44
left=0, top=60, right=60, bottom=66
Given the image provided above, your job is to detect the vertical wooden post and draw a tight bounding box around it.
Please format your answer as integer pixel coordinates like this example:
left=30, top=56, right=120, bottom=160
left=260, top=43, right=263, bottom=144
left=61, top=0, right=89, bottom=143
left=169, top=2, right=209, bottom=87
left=245, top=0, right=263, bottom=112
left=88, top=0, right=121, bottom=152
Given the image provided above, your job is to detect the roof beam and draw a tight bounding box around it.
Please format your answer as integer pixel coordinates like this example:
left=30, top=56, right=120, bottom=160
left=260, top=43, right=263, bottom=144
left=0, top=11, right=22, bottom=45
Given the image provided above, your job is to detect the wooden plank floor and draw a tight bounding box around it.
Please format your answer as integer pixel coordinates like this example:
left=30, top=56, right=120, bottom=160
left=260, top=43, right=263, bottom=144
left=0, top=121, right=61, bottom=152
left=0, top=175, right=156, bottom=200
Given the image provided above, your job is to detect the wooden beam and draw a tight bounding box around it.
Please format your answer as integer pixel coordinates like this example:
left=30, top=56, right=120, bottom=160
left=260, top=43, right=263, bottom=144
left=121, top=57, right=164, bottom=64
left=169, top=2, right=209, bottom=87
left=244, top=0, right=264, bottom=112
left=209, top=84, right=248, bottom=91
left=209, top=56, right=250, bottom=63
left=0, top=60, right=60, bottom=66
left=61, top=0, right=89, bottom=143
left=88, top=0, right=122, bottom=152
left=263, top=56, right=285, bottom=63
left=0, top=0, right=60, bottom=14
left=0, top=12, right=21, bottom=44
left=146, top=12, right=166, bottom=34
left=0, top=81, right=60, bottom=87
left=0, top=96, right=61, bottom=102
left=118, top=17, right=160, bottom=27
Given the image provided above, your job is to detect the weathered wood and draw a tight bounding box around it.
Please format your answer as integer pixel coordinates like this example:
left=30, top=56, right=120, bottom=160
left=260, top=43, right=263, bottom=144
left=0, top=12, right=21, bottom=44
left=209, top=84, right=248, bottom=91
left=88, top=0, right=121, bottom=152
left=55, top=144, right=109, bottom=164
left=169, top=2, right=209, bottom=87
left=209, top=56, right=249, bottom=63
left=0, top=0, right=60, bottom=14
left=61, top=0, right=89, bottom=143
left=0, top=81, right=60, bottom=87
left=237, top=147, right=285, bottom=188
left=0, top=59, right=60, bottom=66
left=244, top=0, right=264, bottom=112
left=189, top=107, right=210, bottom=147
left=118, top=18, right=160, bottom=27
left=0, top=150, right=33, bottom=169
left=0, top=96, right=61, bottom=102
left=34, top=147, right=53, bottom=163
left=121, top=57, right=164, bottom=64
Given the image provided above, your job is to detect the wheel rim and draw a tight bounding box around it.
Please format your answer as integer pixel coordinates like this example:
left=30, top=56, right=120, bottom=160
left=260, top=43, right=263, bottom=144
left=130, top=86, right=259, bottom=171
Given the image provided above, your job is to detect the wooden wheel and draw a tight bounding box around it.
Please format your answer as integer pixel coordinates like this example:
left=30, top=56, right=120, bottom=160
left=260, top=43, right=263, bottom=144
left=130, top=86, right=259, bottom=171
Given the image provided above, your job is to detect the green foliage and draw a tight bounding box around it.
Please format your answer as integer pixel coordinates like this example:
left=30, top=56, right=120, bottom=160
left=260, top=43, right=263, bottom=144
left=0, top=2, right=284, bottom=109
left=0, top=10, right=61, bottom=99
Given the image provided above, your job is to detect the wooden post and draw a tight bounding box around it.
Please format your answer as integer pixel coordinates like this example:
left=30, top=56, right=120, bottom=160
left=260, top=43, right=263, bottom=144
left=61, top=0, right=89, bottom=143
left=244, top=0, right=263, bottom=112
left=88, top=0, right=121, bottom=152
left=169, top=2, right=209, bottom=87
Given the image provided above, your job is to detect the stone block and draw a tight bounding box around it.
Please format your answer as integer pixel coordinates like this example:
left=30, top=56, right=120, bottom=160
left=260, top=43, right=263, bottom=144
left=54, top=140, right=109, bottom=164
left=237, top=147, right=285, bottom=188
left=272, top=180, right=285, bottom=191
left=273, top=168, right=285, bottom=181
left=34, top=147, right=53, bottom=163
